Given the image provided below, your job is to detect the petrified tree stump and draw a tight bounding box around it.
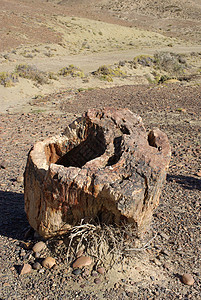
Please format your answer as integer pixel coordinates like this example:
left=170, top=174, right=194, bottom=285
left=24, top=108, right=171, bottom=238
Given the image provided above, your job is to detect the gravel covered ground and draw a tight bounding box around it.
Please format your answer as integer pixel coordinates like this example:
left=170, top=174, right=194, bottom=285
left=0, top=83, right=200, bottom=299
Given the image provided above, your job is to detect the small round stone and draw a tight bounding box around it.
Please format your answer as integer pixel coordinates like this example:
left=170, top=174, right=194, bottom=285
left=72, top=268, right=82, bottom=275
left=33, top=262, right=41, bottom=270
left=32, top=241, right=46, bottom=253
left=72, top=256, right=92, bottom=269
left=94, top=278, right=101, bottom=284
left=97, top=267, right=105, bottom=275
left=182, top=273, right=194, bottom=286
left=16, top=175, right=24, bottom=183
left=42, top=257, right=56, bottom=269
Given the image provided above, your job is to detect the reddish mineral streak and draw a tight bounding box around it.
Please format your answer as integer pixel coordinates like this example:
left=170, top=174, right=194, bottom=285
left=24, top=108, right=171, bottom=238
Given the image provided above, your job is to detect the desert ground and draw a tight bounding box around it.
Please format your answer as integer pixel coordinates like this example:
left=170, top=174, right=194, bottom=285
left=0, top=0, right=201, bottom=299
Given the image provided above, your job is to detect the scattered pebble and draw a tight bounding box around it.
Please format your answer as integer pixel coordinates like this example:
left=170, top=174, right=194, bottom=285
left=33, top=262, right=41, bottom=270
left=94, top=278, right=101, bottom=284
left=19, top=263, right=32, bottom=275
left=91, top=270, right=98, bottom=277
left=16, top=175, right=23, bottom=183
left=42, top=257, right=56, bottom=269
left=39, top=268, right=45, bottom=274
left=20, top=250, right=26, bottom=257
left=97, top=267, right=105, bottom=275
left=182, top=273, right=194, bottom=286
left=72, top=268, right=82, bottom=275
left=0, top=160, right=8, bottom=169
left=72, top=256, right=92, bottom=269
left=32, top=241, right=46, bottom=253
left=82, top=268, right=90, bottom=277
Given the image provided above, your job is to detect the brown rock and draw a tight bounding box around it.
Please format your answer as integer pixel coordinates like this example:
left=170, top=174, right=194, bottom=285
left=19, top=263, right=32, bottom=275
left=32, top=241, right=46, bottom=253
left=182, top=273, right=194, bottom=286
left=24, top=108, right=171, bottom=238
left=0, top=160, right=8, bottom=169
left=94, top=278, right=102, bottom=284
left=97, top=267, right=105, bottom=275
left=33, top=262, right=41, bottom=270
left=42, top=257, right=56, bottom=269
left=73, top=256, right=92, bottom=269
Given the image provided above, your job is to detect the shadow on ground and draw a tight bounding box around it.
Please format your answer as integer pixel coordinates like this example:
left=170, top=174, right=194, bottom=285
left=167, top=174, right=201, bottom=191
left=0, top=190, right=29, bottom=239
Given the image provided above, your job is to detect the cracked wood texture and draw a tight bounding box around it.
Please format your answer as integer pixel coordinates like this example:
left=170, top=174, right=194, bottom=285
left=24, top=108, right=171, bottom=238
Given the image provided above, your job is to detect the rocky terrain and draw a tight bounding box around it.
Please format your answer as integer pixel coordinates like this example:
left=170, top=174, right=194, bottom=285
left=0, top=0, right=201, bottom=299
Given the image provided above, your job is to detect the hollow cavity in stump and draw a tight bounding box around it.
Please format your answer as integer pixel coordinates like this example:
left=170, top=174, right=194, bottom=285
left=24, top=108, right=171, bottom=238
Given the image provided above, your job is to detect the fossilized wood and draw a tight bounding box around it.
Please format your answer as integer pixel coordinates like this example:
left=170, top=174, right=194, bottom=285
left=24, top=108, right=171, bottom=238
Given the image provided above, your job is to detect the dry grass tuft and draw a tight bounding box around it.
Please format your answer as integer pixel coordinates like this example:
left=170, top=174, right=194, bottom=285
left=49, top=220, right=157, bottom=269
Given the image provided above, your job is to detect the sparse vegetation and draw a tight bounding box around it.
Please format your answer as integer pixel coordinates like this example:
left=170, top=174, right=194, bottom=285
left=15, top=64, right=50, bottom=84
left=48, top=72, right=58, bottom=80
left=92, top=65, right=126, bottom=82
left=0, top=72, right=18, bottom=87
left=153, top=52, right=187, bottom=76
left=52, top=221, right=149, bottom=269
left=133, top=55, right=154, bottom=68
left=59, top=65, right=85, bottom=78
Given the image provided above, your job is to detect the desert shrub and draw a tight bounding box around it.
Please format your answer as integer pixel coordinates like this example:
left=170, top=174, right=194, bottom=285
left=15, top=64, right=49, bottom=84
left=48, top=72, right=58, bottom=80
left=92, top=65, right=126, bottom=82
left=0, top=72, right=19, bottom=87
left=59, top=65, right=85, bottom=78
left=157, top=74, right=171, bottom=84
left=153, top=52, right=187, bottom=76
left=133, top=55, right=154, bottom=67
